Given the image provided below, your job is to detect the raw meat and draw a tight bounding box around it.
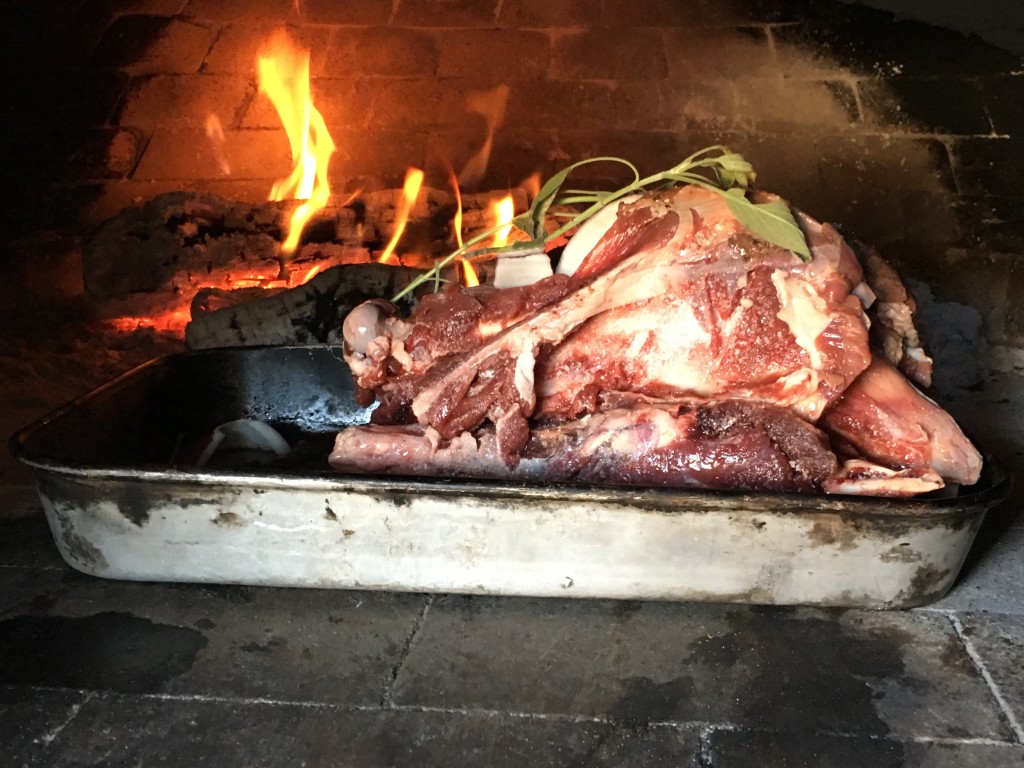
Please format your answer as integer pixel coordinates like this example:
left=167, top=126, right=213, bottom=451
left=331, top=401, right=838, bottom=493
left=334, top=185, right=982, bottom=496
left=345, top=187, right=870, bottom=457
left=819, top=355, right=981, bottom=485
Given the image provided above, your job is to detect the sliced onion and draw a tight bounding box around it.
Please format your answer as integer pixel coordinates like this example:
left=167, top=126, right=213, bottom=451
left=196, top=419, right=291, bottom=467
left=493, top=252, right=553, bottom=289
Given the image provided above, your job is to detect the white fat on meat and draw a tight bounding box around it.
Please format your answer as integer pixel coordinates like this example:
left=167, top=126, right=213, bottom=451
left=771, top=270, right=832, bottom=370
left=823, top=460, right=945, bottom=497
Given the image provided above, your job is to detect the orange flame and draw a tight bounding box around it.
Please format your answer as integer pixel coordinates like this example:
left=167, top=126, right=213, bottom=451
left=521, top=172, right=541, bottom=202
left=447, top=167, right=479, bottom=285
left=257, top=30, right=335, bottom=257
left=491, top=194, right=515, bottom=247
left=449, top=167, right=464, bottom=249
left=378, top=167, right=424, bottom=264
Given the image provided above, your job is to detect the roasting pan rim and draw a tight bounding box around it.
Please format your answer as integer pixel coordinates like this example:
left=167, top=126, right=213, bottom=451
left=8, top=344, right=1010, bottom=518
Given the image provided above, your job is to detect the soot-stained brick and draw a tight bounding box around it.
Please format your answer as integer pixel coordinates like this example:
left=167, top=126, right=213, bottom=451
left=713, top=731, right=907, bottom=767
left=394, top=0, right=499, bottom=28
left=0, top=686, right=92, bottom=768
left=953, top=137, right=1024, bottom=198
left=299, top=0, right=393, bottom=25
left=92, top=15, right=214, bottom=75
left=0, top=612, right=208, bottom=693
left=860, top=77, right=991, bottom=135
left=979, top=74, right=1024, bottom=136
left=773, top=7, right=1020, bottom=77
left=324, top=28, right=440, bottom=78
left=552, top=28, right=667, bottom=80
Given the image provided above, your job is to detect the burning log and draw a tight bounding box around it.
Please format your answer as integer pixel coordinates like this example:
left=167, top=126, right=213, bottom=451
left=183, top=262, right=426, bottom=349
left=83, top=188, right=527, bottom=302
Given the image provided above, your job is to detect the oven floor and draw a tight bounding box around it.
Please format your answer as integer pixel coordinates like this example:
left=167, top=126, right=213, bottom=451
left=2, top=358, right=1022, bottom=765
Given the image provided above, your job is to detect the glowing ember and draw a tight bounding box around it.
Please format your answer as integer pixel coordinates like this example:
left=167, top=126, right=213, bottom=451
left=257, top=30, right=336, bottom=258
left=106, top=306, right=193, bottom=334
left=378, top=167, right=424, bottom=264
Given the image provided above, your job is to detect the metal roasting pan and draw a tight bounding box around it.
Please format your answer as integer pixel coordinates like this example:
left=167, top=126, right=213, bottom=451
left=9, top=345, right=1010, bottom=608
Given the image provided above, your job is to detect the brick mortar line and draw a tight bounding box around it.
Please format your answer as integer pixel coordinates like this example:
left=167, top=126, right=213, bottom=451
left=380, top=592, right=433, bottom=709
left=198, top=23, right=228, bottom=76
left=944, top=610, right=1024, bottom=744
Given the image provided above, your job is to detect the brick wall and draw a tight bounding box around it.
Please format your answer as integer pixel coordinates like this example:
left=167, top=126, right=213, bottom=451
left=3, top=0, right=1023, bottom=344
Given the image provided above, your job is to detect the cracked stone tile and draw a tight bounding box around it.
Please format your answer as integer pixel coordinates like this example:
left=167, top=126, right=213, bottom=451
left=40, top=695, right=702, bottom=767
left=927, top=525, right=1024, bottom=615
left=0, top=685, right=92, bottom=767
left=0, top=568, right=427, bottom=705
left=959, top=612, right=1024, bottom=736
left=395, top=598, right=1010, bottom=739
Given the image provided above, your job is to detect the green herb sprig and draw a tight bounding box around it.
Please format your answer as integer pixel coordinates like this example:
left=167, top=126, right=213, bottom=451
left=392, top=146, right=810, bottom=302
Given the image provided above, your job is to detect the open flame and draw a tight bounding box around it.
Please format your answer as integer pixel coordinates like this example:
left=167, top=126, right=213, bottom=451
left=104, top=33, right=525, bottom=335
left=257, top=30, right=335, bottom=258
left=447, top=168, right=479, bottom=287
left=378, top=167, right=424, bottom=264
left=521, top=172, right=541, bottom=203
left=491, top=194, right=515, bottom=247
left=458, top=85, right=509, bottom=188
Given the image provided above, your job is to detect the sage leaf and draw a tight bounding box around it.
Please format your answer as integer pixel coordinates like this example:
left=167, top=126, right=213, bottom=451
left=391, top=146, right=814, bottom=301
left=721, top=188, right=811, bottom=262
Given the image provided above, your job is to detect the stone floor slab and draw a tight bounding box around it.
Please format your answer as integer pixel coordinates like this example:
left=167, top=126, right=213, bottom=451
left=711, top=731, right=1024, bottom=767
left=0, top=567, right=427, bottom=705
left=959, top=612, right=1024, bottom=736
left=0, top=498, right=66, bottom=571
left=928, top=524, right=1024, bottom=615
left=395, top=598, right=1010, bottom=739
left=0, top=685, right=93, bottom=767
left=39, top=694, right=702, bottom=767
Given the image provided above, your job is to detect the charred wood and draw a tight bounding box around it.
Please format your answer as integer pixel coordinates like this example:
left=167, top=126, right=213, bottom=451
left=83, top=188, right=527, bottom=301
left=184, top=263, right=427, bottom=349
